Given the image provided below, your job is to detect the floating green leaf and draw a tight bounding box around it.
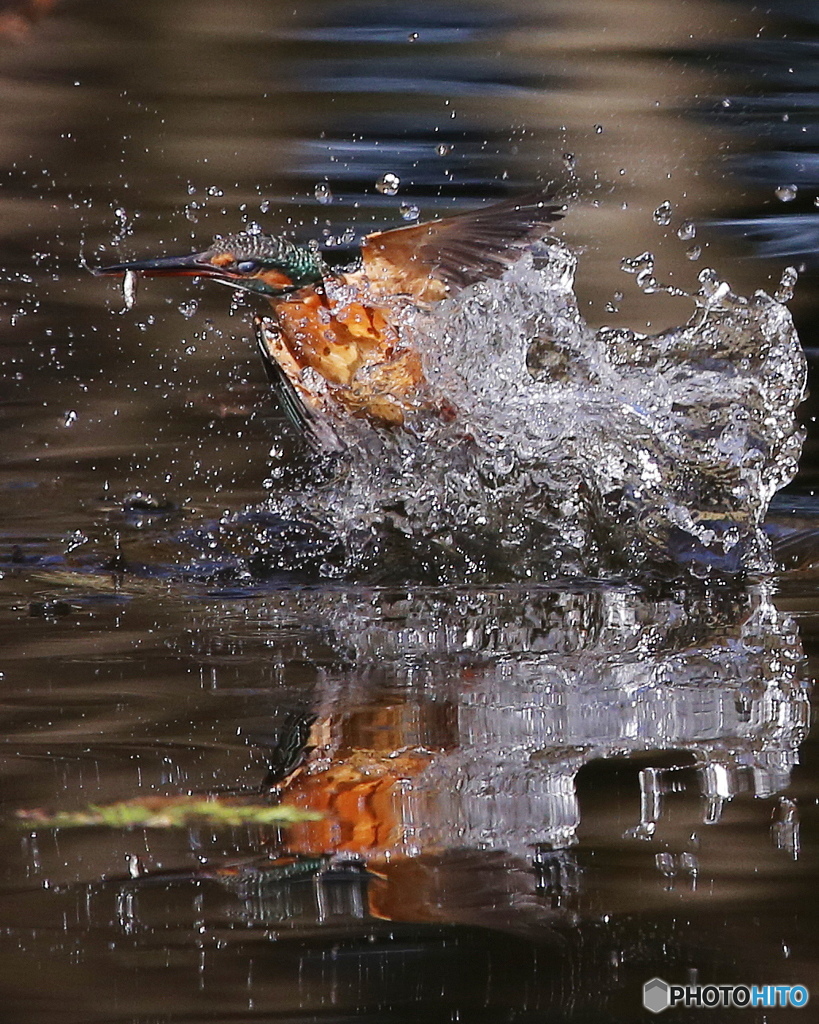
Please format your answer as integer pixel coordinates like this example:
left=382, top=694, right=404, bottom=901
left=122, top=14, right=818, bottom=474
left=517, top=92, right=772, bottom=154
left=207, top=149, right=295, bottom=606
left=16, top=795, right=321, bottom=829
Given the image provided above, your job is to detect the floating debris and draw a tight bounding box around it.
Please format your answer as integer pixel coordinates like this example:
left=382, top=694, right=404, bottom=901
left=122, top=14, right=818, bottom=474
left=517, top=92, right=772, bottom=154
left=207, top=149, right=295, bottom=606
left=16, top=795, right=322, bottom=830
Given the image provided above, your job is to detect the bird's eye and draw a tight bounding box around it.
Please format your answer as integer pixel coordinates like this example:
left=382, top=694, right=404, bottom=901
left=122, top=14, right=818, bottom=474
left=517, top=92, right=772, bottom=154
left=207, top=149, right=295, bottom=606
left=236, top=260, right=258, bottom=274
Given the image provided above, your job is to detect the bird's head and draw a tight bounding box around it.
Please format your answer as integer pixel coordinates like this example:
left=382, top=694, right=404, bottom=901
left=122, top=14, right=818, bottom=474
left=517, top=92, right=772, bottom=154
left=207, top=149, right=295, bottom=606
left=95, top=231, right=324, bottom=298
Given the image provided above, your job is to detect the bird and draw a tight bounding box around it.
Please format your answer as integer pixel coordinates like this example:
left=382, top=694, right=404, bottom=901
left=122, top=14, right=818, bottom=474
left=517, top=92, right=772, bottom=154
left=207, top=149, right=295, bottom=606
left=96, top=190, right=565, bottom=439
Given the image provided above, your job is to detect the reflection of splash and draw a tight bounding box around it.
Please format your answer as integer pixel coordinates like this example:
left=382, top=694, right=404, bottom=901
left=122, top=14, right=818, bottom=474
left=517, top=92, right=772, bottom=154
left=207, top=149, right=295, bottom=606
left=174, top=584, right=811, bottom=934
left=262, top=244, right=806, bottom=579
left=263, top=587, right=808, bottom=869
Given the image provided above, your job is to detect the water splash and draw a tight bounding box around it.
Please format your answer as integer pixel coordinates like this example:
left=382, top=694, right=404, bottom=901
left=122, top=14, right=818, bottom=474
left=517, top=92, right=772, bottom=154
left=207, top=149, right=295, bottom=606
left=255, top=241, right=804, bottom=581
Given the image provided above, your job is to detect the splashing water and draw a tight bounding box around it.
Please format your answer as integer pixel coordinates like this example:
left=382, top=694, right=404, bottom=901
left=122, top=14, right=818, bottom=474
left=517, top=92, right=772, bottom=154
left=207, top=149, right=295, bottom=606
left=225, top=242, right=806, bottom=582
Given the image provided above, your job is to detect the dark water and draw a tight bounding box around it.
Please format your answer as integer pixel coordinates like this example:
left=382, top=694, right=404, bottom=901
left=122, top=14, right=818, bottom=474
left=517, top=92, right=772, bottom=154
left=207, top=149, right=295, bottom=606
left=2, top=1, right=819, bottom=1021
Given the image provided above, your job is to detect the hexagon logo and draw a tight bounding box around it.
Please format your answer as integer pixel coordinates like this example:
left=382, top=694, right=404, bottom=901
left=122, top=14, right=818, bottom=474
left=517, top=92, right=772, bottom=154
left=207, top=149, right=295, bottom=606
left=643, top=977, right=671, bottom=1014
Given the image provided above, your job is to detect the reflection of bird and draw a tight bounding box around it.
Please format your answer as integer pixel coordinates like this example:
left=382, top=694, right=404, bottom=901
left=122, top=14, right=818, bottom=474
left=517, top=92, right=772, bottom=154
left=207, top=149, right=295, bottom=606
left=96, top=192, right=565, bottom=433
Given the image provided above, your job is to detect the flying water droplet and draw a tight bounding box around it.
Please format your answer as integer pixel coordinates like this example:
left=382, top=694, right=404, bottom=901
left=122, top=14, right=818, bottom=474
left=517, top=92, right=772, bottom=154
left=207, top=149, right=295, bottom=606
left=697, top=267, right=731, bottom=303
left=376, top=173, right=401, bottom=195
left=63, top=409, right=78, bottom=427
left=620, top=251, right=655, bottom=276
left=436, top=143, right=451, bottom=156
left=563, top=153, right=576, bottom=171
left=775, top=184, right=798, bottom=202
left=400, top=203, right=420, bottom=221
left=259, top=200, right=271, bottom=213
left=407, top=31, right=419, bottom=42
left=636, top=270, right=658, bottom=293
left=775, top=266, right=798, bottom=303
left=677, top=220, right=696, bottom=241
left=314, top=182, right=333, bottom=205
left=178, top=299, right=199, bottom=319
left=594, top=124, right=603, bottom=134
left=653, top=201, right=673, bottom=226
left=685, top=244, right=702, bottom=261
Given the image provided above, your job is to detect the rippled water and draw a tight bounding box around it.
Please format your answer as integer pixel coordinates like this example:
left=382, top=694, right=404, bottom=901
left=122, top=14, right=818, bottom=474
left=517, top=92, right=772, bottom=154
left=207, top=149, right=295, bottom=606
left=2, top=1, right=819, bottom=1022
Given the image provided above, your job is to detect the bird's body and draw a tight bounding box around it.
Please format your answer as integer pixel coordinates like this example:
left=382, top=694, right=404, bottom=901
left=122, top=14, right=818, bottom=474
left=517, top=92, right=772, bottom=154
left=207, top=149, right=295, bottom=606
left=97, top=191, right=565, bottom=433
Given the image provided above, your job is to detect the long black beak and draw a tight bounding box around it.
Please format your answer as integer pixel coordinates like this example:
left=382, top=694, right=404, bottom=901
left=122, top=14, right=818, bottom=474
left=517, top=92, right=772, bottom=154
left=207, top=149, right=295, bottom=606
left=93, top=251, right=219, bottom=278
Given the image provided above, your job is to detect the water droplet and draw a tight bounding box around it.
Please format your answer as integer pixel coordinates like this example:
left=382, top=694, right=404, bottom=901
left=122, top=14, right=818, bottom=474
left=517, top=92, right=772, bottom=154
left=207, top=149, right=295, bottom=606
left=685, top=244, right=702, bottom=261
left=436, top=143, right=451, bottom=156
left=178, top=299, right=199, bottom=319
left=775, top=265, right=798, bottom=303
left=563, top=153, right=576, bottom=171
left=636, top=269, right=658, bottom=293
left=775, top=184, right=798, bottom=202
left=721, top=97, right=732, bottom=108
left=376, top=173, right=401, bottom=195
left=63, top=409, right=78, bottom=427
left=677, top=220, right=696, bottom=241
left=655, top=852, right=675, bottom=877
left=407, top=31, right=419, bottom=42
left=594, top=124, right=603, bottom=134
left=653, top=201, right=673, bottom=226
left=400, top=203, right=420, bottom=221
left=620, top=251, right=654, bottom=275
left=314, top=182, right=333, bottom=205
left=187, top=184, right=197, bottom=195
left=697, top=267, right=730, bottom=301
left=260, top=199, right=270, bottom=213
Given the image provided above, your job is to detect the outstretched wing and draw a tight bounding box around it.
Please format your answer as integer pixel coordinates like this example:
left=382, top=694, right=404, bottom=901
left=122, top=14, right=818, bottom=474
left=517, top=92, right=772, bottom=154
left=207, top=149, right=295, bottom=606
left=360, top=190, right=566, bottom=302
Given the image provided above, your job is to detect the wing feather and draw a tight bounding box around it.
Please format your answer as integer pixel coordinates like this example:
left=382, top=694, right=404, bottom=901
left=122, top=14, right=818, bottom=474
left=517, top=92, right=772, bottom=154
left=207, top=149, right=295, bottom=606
left=361, top=190, right=566, bottom=302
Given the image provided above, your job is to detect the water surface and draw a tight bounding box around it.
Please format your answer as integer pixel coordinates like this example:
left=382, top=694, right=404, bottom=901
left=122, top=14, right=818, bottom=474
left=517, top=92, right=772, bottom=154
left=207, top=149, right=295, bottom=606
left=2, top=1, right=819, bottom=1021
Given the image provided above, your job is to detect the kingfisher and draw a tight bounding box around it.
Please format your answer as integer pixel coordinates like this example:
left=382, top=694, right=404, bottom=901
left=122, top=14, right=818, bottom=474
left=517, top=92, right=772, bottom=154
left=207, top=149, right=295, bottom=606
left=96, top=191, right=565, bottom=439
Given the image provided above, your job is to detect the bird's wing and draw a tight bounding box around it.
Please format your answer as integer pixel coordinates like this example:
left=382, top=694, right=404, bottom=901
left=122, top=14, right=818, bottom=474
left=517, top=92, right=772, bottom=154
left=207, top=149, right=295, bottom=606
left=253, top=317, right=345, bottom=453
left=360, top=190, right=566, bottom=302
